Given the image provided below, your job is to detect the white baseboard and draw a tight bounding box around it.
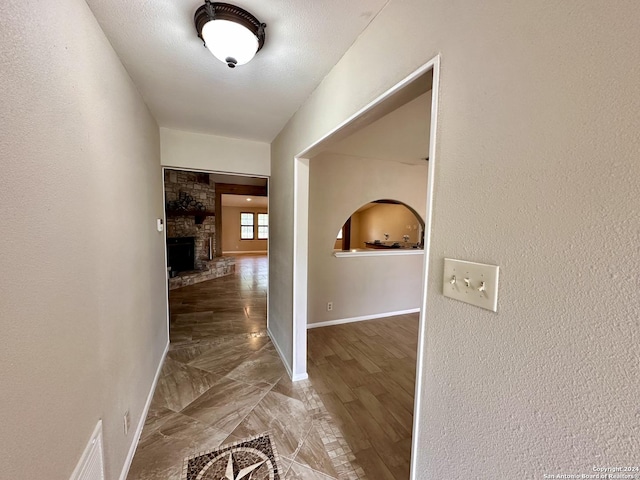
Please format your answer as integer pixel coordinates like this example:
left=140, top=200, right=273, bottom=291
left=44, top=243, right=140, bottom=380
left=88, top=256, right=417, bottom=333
left=267, top=327, right=292, bottom=377
left=307, top=308, right=420, bottom=329
left=267, top=328, right=307, bottom=381
left=222, top=250, right=268, bottom=254
left=119, top=340, right=169, bottom=480
left=291, top=371, right=309, bottom=381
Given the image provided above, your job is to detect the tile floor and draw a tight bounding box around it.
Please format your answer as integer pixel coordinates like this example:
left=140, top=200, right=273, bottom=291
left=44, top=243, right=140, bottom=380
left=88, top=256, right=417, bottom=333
left=127, top=254, right=417, bottom=480
left=183, top=432, right=282, bottom=479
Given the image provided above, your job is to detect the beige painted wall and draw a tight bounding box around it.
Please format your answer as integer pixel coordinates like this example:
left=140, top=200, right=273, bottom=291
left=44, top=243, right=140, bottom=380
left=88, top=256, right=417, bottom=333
left=160, top=127, right=270, bottom=176
left=270, top=0, right=640, bottom=476
left=308, top=153, right=427, bottom=324
left=222, top=206, right=268, bottom=253
left=350, top=204, right=421, bottom=248
left=0, top=1, right=168, bottom=479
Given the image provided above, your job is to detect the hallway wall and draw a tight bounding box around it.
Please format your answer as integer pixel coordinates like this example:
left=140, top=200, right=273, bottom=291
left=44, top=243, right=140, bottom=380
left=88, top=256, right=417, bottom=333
left=270, top=0, right=640, bottom=477
left=160, top=127, right=270, bottom=176
left=0, top=1, right=168, bottom=478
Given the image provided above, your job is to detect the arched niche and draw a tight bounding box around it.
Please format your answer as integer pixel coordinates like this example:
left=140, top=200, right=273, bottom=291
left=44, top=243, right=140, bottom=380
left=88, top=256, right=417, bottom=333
left=335, top=199, right=425, bottom=251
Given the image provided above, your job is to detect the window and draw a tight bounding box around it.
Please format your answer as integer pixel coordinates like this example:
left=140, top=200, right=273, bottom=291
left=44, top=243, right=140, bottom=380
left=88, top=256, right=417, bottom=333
left=240, top=212, right=268, bottom=240
left=240, top=212, right=254, bottom=239
left=257, top=213, right=269, bottom=239
left=336, top=228, right=343, bottom=240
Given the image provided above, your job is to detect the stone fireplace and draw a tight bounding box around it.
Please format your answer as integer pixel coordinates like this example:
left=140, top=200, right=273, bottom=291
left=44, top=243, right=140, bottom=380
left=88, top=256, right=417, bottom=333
left=164, top=169, right=234, bottom=289
left=165, top=170, right=215, bottom=268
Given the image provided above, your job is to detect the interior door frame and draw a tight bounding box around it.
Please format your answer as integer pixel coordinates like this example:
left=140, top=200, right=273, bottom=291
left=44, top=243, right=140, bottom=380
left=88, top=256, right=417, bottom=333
left=291, top=55, right=441, bottom=479
left=161, top=168, right=271, bottom=336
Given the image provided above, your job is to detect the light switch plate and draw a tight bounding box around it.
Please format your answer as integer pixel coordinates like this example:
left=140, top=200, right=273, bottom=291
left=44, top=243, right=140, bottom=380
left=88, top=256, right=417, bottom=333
left=443, top=258, right=499, bottom=312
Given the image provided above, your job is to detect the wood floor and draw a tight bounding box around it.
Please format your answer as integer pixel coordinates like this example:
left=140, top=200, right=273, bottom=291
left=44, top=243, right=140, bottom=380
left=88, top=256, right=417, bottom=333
left=308, top=316, right=418, bottom=480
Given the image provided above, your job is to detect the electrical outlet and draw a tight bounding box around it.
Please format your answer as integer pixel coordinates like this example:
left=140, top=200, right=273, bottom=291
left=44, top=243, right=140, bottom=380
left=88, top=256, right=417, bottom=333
left=327, top=302, right=333, bottom=311
left=123, top=410, right=130, bottom=436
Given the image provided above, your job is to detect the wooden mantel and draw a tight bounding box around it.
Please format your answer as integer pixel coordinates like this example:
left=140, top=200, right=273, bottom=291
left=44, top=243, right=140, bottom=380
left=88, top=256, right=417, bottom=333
left=166, top=209, right=215, bottom=225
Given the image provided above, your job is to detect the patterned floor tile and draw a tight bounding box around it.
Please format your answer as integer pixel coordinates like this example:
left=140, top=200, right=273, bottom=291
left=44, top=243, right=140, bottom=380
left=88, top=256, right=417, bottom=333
left=184, top=433, right=283, bottom=480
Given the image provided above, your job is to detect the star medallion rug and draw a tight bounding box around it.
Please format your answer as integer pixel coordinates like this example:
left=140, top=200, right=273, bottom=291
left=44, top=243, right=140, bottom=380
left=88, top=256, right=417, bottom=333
left=183, top=433, right=282, bottom=480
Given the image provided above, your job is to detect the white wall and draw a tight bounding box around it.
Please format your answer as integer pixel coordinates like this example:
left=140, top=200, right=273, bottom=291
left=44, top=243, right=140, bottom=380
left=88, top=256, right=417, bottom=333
left=160, top=127, right=270, bottom=176
left=0, top=1, right=168, bottom=479
left=270, top=0, right=640, bottom=477
left=308, top=154, right=427, bottom=324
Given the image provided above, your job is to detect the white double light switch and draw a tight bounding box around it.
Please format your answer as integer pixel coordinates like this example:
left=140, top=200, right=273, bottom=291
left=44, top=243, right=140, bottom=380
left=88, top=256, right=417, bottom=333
left=443, top=258, right=500, bottom=312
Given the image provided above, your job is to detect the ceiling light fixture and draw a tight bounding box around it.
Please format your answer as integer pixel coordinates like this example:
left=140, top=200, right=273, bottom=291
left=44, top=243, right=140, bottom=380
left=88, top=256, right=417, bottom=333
left=194, top=1, right=266, bottom=68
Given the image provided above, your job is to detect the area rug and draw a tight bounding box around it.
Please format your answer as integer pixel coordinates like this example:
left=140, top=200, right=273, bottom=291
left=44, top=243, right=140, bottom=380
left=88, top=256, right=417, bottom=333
left=183, top=433, right=282, bottom=480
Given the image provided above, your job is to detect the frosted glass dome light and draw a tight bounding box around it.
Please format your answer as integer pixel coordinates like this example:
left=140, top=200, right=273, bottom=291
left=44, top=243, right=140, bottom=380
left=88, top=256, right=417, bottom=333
left=195, top=2, right=266, bottom=69
left=202, top=20, right=258, bottom=67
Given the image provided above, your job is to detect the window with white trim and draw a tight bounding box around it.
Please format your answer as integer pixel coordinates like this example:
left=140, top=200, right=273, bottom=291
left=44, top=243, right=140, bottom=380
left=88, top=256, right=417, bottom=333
left=257, top=213, right=269, bottom=239
left=240, top=212, right=254, bottom=239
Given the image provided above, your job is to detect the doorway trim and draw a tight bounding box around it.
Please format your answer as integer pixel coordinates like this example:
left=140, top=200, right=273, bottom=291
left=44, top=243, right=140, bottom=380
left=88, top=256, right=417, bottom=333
left=292, top=55, right=441, bottom=480
left=161, top=167, right=271, bottom=335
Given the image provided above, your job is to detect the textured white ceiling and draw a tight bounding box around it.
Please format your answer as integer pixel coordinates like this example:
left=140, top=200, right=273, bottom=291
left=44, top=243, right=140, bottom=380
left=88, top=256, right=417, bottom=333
left=85, top=0, right=389, bottom=142
left=222, top=194, right=268, bottom=207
